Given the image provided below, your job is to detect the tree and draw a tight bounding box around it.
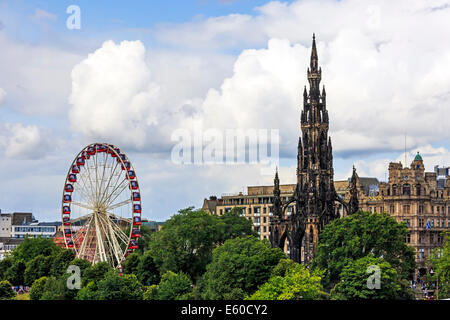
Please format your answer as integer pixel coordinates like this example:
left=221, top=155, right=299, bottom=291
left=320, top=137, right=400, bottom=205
left=95, top=271, right=143, bottom=300
left=24, top=254, right=52, bottom=286
left=0, top=280, right=15, bottom=300
left=429, top=231, right=450, bottom=299
left=69, top=258, right=91, bottom=275
left=137, top=250, right=160, bottom=286
left=149, top=207, right=254, bottom=282
left=154, top=271, right=192, bottom=300
left=199, top=236, right=285, bottom=299
left=0, top=257, right=13, bottom=280
left=313, top=210, right=415, bottom=287
left=12, top=237, right=61, bottom=262
left=122, top=252, right=141, bottom=275
left=40, top=276, right=67, bottom=300
left=29, top=276, right=48, bottom=300
left=143, top=285, right=158, bottom=300
left=216, top=207, right=255, bottom=244
left=248, top=259, right=327, bottom=300
left=149, top=207, right=222, bottom=281
left=76, top=281, right=99, bottom=300
left=330, top=255, right=413, bottom=300
left=4, top=259, right=26, bottom=285
left=50, top=249, right=75, bottom=278
left=82, top=261, right=112, bottom=286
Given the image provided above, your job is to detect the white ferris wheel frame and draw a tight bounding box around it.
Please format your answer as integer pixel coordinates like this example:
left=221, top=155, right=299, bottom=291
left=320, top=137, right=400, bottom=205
left=61, top=142, right=142, bottom=268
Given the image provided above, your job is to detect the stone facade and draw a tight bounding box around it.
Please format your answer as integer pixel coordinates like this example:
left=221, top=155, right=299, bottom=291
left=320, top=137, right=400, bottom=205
left=355, top=153, right=449, bottom=277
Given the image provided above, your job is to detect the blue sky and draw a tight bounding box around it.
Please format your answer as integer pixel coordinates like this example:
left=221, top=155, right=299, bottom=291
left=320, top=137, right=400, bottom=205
left=0, top=0, right=450, bottom=222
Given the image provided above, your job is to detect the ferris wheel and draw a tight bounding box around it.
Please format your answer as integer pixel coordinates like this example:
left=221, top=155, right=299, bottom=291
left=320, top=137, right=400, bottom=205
left=62, top=143, right=142, bottom=268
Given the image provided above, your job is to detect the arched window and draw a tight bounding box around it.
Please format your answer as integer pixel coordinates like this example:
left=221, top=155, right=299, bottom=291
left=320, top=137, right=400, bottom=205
left=392, top=184, right=397, bottom=196
left=416, top=184, right=421, bottom=196
left=387, top=187, right=390, bottom=196
left=309, top=226, right=314, bottom=243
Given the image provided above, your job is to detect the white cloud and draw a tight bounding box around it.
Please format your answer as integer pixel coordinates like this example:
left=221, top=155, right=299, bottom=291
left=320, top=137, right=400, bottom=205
left=69, top=40, right=164, bottom=149
left=351, top=145, right=450, bottom=182
left=0, top=87, right=5, bottom=105
left=0, top=123, right=50, bottom=159
left=0, top=32, right=83, bottom=115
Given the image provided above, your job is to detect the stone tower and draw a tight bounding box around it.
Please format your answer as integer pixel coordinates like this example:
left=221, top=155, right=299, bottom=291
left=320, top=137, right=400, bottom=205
left=297, top=34, right=337, bottom=264
left=270, top=34, right=338, bottom=264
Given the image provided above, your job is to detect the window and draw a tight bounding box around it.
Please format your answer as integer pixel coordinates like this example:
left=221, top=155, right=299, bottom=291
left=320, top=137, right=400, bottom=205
left=418, top=248, right=425, bottom=259
left=390, top=205, right=395, bottom=214
left=430, top=233, right=434, bottom=244
left=403, top=205, right=410, bottom=214
left=405, top=219, right=410, bottom=227
left=392, top=184, right=397, bottom=196
left=406, top=233, right=411, bottom=243
left=416, top=184, right=421, bottom=196
left=419, top=205, right=424, bottom=214
left=403, top=184, right=411, bottom=196
left=419, top=219, right=424, bottom=228
left=419, top=234, right=425, bottom=244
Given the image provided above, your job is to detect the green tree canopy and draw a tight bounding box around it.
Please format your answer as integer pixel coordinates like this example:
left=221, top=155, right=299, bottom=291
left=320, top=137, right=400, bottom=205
left=82, top=261, right=113, bottom=286
left=313, top=210, right=415, bottom=287
left=12, top=237, right=61, bottom=262
left=149, top=207, right=254, bottom=281
left=199, top=236, right=286, bottom=300
left=248, top=259, right=327, bottom=300
left=137, top=250, right=160, bottom=286
left=29, top=276, right=48, bottom=300
left=96, top=271, right=143, bottom=300
left=122, top=252, right=141, bottom=275
left=4, top=259, right=26, bottom=286
left=0, top=280, right=15, bottom=300
left=24, top=254, right=53, bottom=286
left=216, top=207, right=256, bottom=244
left=154, top=271, right=192, bottom=300
left=429, top=231, right=450, bottom=299
left=330, top=255, right=413, bottom=300
left=50, top=249, right=75, bottom=278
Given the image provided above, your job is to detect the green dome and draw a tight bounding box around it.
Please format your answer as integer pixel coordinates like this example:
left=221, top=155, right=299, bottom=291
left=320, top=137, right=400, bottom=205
left=414, top=151, right=422, bottom=161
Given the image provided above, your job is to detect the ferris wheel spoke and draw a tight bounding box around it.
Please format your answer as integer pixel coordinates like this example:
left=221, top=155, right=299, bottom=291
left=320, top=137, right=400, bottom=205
left=107, top=199, right=132, bottom=211
left=79, top=158, right=98, bottom=205
left=70, top=212, right=93, bottom=224
left=104, top=178, right=129, bottom=208
left=94, top=213, right=107, bottom=262
left=71, top=201, right=94, bottom=211
left=99, top=213, right=125, bottom=266
left=76, top=172, right=94, bottom=204
left=102, top=164, right=125, bottom=205
left=98, top=159, right=120, bottom=205
left=77, top=215, right=95, bottom=259
left=106, top=213, right=130, bottom=244
left=97, top=152, right=109, bottom=204
left=102, top=177, right=128, bottom=206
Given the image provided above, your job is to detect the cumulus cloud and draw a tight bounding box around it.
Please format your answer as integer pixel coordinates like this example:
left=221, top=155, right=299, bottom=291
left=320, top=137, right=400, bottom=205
left=147, top=0, right=450, bottom=159
left=69, top=40, right=164, bottom=148
left=0, top=123, right=50, bottom=159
